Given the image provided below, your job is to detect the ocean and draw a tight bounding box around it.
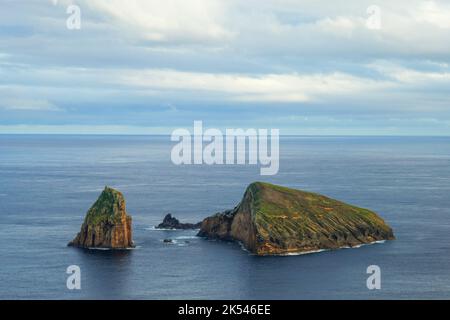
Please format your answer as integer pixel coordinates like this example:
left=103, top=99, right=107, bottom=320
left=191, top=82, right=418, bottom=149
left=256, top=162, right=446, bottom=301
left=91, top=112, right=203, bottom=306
left=0, top=135, right=449, bottom=299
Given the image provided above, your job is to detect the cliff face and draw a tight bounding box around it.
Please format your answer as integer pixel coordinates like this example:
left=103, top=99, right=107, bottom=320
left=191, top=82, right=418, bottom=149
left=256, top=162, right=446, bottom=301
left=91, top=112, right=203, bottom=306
left=68, top=187, right=134, bottom=249
left=198, top=182, right=395, bottom=255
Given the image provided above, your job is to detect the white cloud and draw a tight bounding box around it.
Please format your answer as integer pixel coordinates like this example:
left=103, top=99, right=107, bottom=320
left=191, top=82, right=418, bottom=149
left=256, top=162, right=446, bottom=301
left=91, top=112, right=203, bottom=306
left=115, top=69, right=394, bottom=102
left=369, top=61, right=450, bottom=84
left=86, top=0, right=234, bottom=43
left=413, top=0, right=450, bottom=28
left=2, top=0, right=450, bottom=135
left=4, top=63, right=450, bottom=105
left=0, top=98, right=61, bottom=111
left=60, top=0, right=449, bottom=58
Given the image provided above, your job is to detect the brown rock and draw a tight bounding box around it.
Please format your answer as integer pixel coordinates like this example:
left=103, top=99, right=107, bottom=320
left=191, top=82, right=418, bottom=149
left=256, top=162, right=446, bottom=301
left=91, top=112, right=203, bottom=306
left=198, top=182, right=395, bottom=255
left=156, top=213, right=201, bottom=229
left=68, top=186, right=134, bottom=249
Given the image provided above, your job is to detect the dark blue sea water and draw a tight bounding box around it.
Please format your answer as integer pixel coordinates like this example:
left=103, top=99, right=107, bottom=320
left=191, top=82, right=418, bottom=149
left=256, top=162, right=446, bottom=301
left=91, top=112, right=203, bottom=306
left=0, top=135, right=449, bottom=299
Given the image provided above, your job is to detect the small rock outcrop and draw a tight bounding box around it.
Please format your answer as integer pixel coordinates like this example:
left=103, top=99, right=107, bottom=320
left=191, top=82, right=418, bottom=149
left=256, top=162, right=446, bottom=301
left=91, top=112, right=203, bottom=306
left=68, top=187, right=134, bottom=249
left=156, top=213, right=201, bottom=229
left=197, top=182, right=395, bottom=255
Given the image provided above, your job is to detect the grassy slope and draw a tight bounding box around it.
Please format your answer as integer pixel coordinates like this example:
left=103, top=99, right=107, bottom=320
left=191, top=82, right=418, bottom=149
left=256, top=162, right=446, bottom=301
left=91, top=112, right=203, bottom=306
left=84, top=187, right=124, bottom=226
left=248, top=182, right=393, bottom=244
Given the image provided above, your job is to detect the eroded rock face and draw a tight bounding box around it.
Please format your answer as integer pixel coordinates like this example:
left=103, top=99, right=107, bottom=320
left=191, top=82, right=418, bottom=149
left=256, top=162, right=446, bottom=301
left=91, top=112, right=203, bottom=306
left=197, top=209, right=237, bottom=241
left=156, top=213, right=201, bottom=229
left=197, top=182, right=395, bottom=255
left=68, top=187, right=134, bottom=249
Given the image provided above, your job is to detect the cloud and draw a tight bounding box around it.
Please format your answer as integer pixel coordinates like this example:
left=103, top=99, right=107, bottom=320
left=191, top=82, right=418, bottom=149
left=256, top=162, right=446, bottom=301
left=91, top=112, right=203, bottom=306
left=85, top=0, right=234, bottom=43
left=370, top=62, right=450, bottom=84
left=1, top=0, right=450, bottom=134
left=228, top=0, right=450, bottom=58
left=116, top=69, right=393, bottom=102
left=0, top=97, right=61, bottom=111
left=413, top=0, right=450, bottom=28
left=2, top=62, right=450, bottom=108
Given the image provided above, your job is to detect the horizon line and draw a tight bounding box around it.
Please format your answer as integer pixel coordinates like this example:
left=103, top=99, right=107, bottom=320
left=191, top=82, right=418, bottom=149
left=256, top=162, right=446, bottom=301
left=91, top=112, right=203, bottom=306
left=1, top=133, right=450, bottom=138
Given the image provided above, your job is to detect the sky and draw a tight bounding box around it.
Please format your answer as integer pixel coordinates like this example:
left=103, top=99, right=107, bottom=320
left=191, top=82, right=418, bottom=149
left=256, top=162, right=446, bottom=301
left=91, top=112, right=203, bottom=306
left=1, top=0, right=450, bottom=135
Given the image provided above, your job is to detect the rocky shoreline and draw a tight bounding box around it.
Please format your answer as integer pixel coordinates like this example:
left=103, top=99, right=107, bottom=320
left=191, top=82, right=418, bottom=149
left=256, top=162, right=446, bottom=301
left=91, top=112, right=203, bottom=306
left=196, top=182, right=395, bottom=255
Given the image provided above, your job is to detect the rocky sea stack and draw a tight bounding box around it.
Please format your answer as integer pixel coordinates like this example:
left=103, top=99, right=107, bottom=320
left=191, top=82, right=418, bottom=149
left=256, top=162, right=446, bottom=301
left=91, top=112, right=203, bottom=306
left=157, top=213, right=201, bottom=229
left=68, top=187, right=134, bottom=249
left=197, top=182, right=394, bottom=255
